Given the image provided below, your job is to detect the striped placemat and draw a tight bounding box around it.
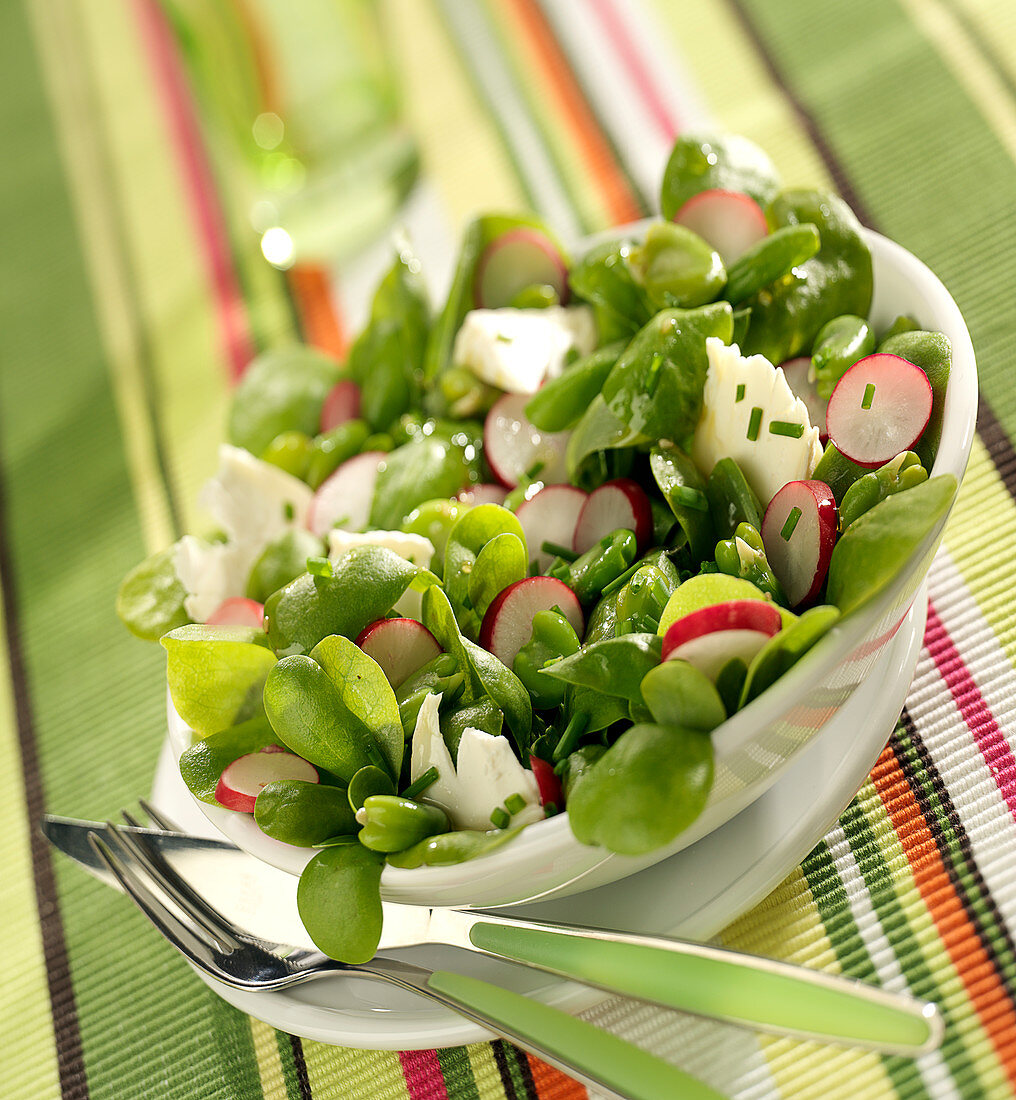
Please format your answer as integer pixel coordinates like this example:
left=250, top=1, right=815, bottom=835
left=2, top=0, right=1015, bottom=1097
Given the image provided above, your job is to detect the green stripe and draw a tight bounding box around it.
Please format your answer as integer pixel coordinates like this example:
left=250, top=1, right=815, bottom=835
left=842, top=786, right=983, bottom=1094
left=274, top=1031, right=308, bottom=1099
left=737, top=0, right=1016, bottom=444
left=802, top=840, right=928, bottom=1098
left=4, top=2, right=265, bottom=1097
left=436, top=1045, right=482, bottom=1100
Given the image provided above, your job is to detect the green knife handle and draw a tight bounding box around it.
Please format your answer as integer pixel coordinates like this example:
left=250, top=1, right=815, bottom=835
left=467, top=920, right=940, bottom=1054
left=426, top=970, right=724, bottom=1100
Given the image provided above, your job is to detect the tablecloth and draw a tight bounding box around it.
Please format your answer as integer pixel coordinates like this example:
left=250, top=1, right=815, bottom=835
left=2, top=0, right=1016, bottom=1097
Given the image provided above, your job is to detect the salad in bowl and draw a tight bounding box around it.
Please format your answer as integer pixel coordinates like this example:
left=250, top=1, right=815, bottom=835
left=119, top=134, right=975, bottom=963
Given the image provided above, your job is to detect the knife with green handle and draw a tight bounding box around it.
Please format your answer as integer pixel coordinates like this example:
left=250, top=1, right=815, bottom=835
left=42, top=814, right=942, bottom=1055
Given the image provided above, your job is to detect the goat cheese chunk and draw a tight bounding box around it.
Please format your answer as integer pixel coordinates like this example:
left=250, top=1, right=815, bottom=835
left=692, top=338, right=822, bottom=505
left=452, top=305, right=597, bottom=394
left=172, top=536, right=252, bottom=623
left=410, top=693, right=542, bottom=830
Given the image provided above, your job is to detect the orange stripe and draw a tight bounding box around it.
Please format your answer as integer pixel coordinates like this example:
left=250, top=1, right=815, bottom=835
left=525, top=1052, right=588, bottom=1099
left=871, top=746, right=1016, bottom=1087
left=501, top=0, right=643, bottom=226
left=287, top=265, right=346, bottom=359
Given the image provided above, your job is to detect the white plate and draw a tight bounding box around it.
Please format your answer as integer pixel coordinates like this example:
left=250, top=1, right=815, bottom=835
left=149, top=585, right=925, bottom=1049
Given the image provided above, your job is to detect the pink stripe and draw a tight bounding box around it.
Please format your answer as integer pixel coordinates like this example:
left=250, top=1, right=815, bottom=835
left=925, top=601, right=1016, bottom=824
left=586, top=0, right=679, bottom=140
left=133, top=0, right=255, bottom=381
left=399, top=1049, right=449, bottom=1099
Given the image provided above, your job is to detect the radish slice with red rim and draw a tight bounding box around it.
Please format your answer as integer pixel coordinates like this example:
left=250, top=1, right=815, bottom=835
left=761, top=479, right=839, bottom=608
left=307, top=450, right=387, bottom=537
left=661, top=599, right=782, bottom=679
left=215, top=747, right=318, bottom=814
left=205, top=597, right=265, bottom=629
left=529, top=754, right=564, bottom=808
left=779, top=357, right=828, bottom=445
left=573, top=478, right=653, bottom=555
left=673, top=189, right=768, bottom=264
left=479, top=576, right=584, bottom=669
left=825, top=353, right=932, bottom=468
left=484, top=393, right=570, bottom=488
left=515, top=484, right=588, bottom=572
left=354, top=618, right=442, bottom=689
left=319, top=379, right=362, bottom=432
left=474, top=228, right=569, bottom=308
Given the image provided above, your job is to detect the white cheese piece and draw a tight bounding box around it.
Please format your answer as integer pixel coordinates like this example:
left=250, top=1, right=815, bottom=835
left=452, top=306, right=598, bottom=394
left=409, top=693, right=543, bottom=831
left=692, top=338, right=823, bottom=506
left=328, top=529, right=435, bottom=619
left=199, top=444, right=313, bottom=547
left=172, top=536, right=255, bottom=623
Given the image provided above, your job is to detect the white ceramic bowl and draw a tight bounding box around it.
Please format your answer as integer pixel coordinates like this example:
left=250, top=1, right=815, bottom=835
left=168, top=228, right=977, bottom=908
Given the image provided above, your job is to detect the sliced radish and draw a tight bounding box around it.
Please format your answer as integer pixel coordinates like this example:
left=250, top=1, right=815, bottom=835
left=661, top=599, right=782, bottom=679
left=673, top=189, right=768, bottom=264
left=529, top=754, right=564, bottom=808
left=515, top=484, right=588, bottom=572
left=573, top=478, right=653, bottom=555
left=479, top=576, right=584, bottom=669
left=779, top=357, right=828, bottom=445
left=307, top=450, right=386, bottom=537
left=761, top=480, right=839, bottom=608
left=354, top=617, right=442, bottom=689
left=319, top=379, right=362, bottom=432
left=205, top=597, right=265, bottom=629
left=484, top=392, right=570, bottom=488
left=825, top=353, right=932, bottom=469
left=214, top=747, right=318, bottom=814
left=458, top=483, right=508, bottom=507
left=474, top=227, right=569, bottom=309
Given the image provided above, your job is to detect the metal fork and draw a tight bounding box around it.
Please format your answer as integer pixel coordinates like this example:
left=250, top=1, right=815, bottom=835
left=90, top=805, right=725, bottom=1100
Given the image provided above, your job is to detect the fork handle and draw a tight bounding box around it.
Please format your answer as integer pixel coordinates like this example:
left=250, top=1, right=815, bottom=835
left=463, top=918, right=941, bottom=1054
left=423, top=969, right=722, bottom=1100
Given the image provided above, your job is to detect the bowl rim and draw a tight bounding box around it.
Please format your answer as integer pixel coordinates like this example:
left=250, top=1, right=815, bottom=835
left=167, top=225, right=978, bottom=891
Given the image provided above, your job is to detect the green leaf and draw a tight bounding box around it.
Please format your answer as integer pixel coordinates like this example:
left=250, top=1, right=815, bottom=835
left=565, top=394, right=646, bottom=482
left=443, top=504, right=528, bottom=628
left=660, top=133, right=781, bottom=220
left=162, top=625, right=277, bottom=736
left=422, top=585, right=481, bottom=700
left=297, top=844, right=385, bottom=962
left=739, top=605, right=840, bottom=707
left=544, top=633, right=662, bottom=704
left=369, top=434, right=476, bottom=530
left=178, top=714, right=279, bottom=804
left=116, top=543, right=190, bottom=642
left=309, top=634, right=403, bottom=779
left=567, top=723, right=714, bottom=855
left=265, top=545, right=421, bottom=655
left=825, top=475, right=957, bottom=618
left=468, top=533, right=528, bottom=620
left=462, top=637, right=533, bottom=754
left=246, top=528, right=324, bottom=603
left=228, top=345, right=339, bottom=457
left=254, top=780, right=358, bottom=846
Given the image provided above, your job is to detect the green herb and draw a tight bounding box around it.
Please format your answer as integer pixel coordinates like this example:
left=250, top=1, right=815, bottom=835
left=769, top=420, right=804, bottom=438
left=542, top=540, right=579, bottom=562
left=505, top=792, right=527, bottom=815
left=284, top=501, right=296, bottom=521
left=747, top=406, right=763, bottom=442
left=402, top=766, right=440, bottom=800
left=861, top=382, right=875, bottom=410
left=490, top=807, right=510, bottom=829
left=781, top=506, right=802, bottom=541
left=306, top=556, right=333, bottom=578
left=735, top=383, right=746, bottom=403
left=552, top=711, right=591, bottom=763
left=601, top=561, right=641, bottom=597
left=673, top=485, right=709, bottom=511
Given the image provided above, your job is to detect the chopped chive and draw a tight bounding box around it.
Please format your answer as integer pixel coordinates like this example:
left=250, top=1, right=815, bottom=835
left=769, top=420, right=804, bottom=439
left=781, top=506, right=802, bottom=541
left=330, top=516, right=350, bottom=530
left=645, top=353, right=664, bottom=396
left=490, top=807, right=510, bottom=830
left=306, top=556, right=333, bottom=577
left=402, top=766, right=439, bottom=800
left=601, top=561, right=641, bottom=596
left=747, top=406, right=763, bottom=442
left=524, top=460, right=546, bottom=481
left=283, top=501, right=296, bottom=521
left=861, top=382, right=876, bottom=410
left=505, top=792, right=527, bottom=815
left=552, top=712, right=591, bottom=763
left=544, top=802, right=559, bottom=817
left=673, top=485, right=710, bottom=511
left=735, top=383, right=746, bottom=403
left=542, top=540, right=578, bottom=562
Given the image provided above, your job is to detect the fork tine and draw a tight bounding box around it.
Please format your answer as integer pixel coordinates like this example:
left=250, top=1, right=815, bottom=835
left=88, top=831, right=228, bottom=981
left=107, top=819, right=242, bottom=953
left=137, top=799, right=181, bottom=833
